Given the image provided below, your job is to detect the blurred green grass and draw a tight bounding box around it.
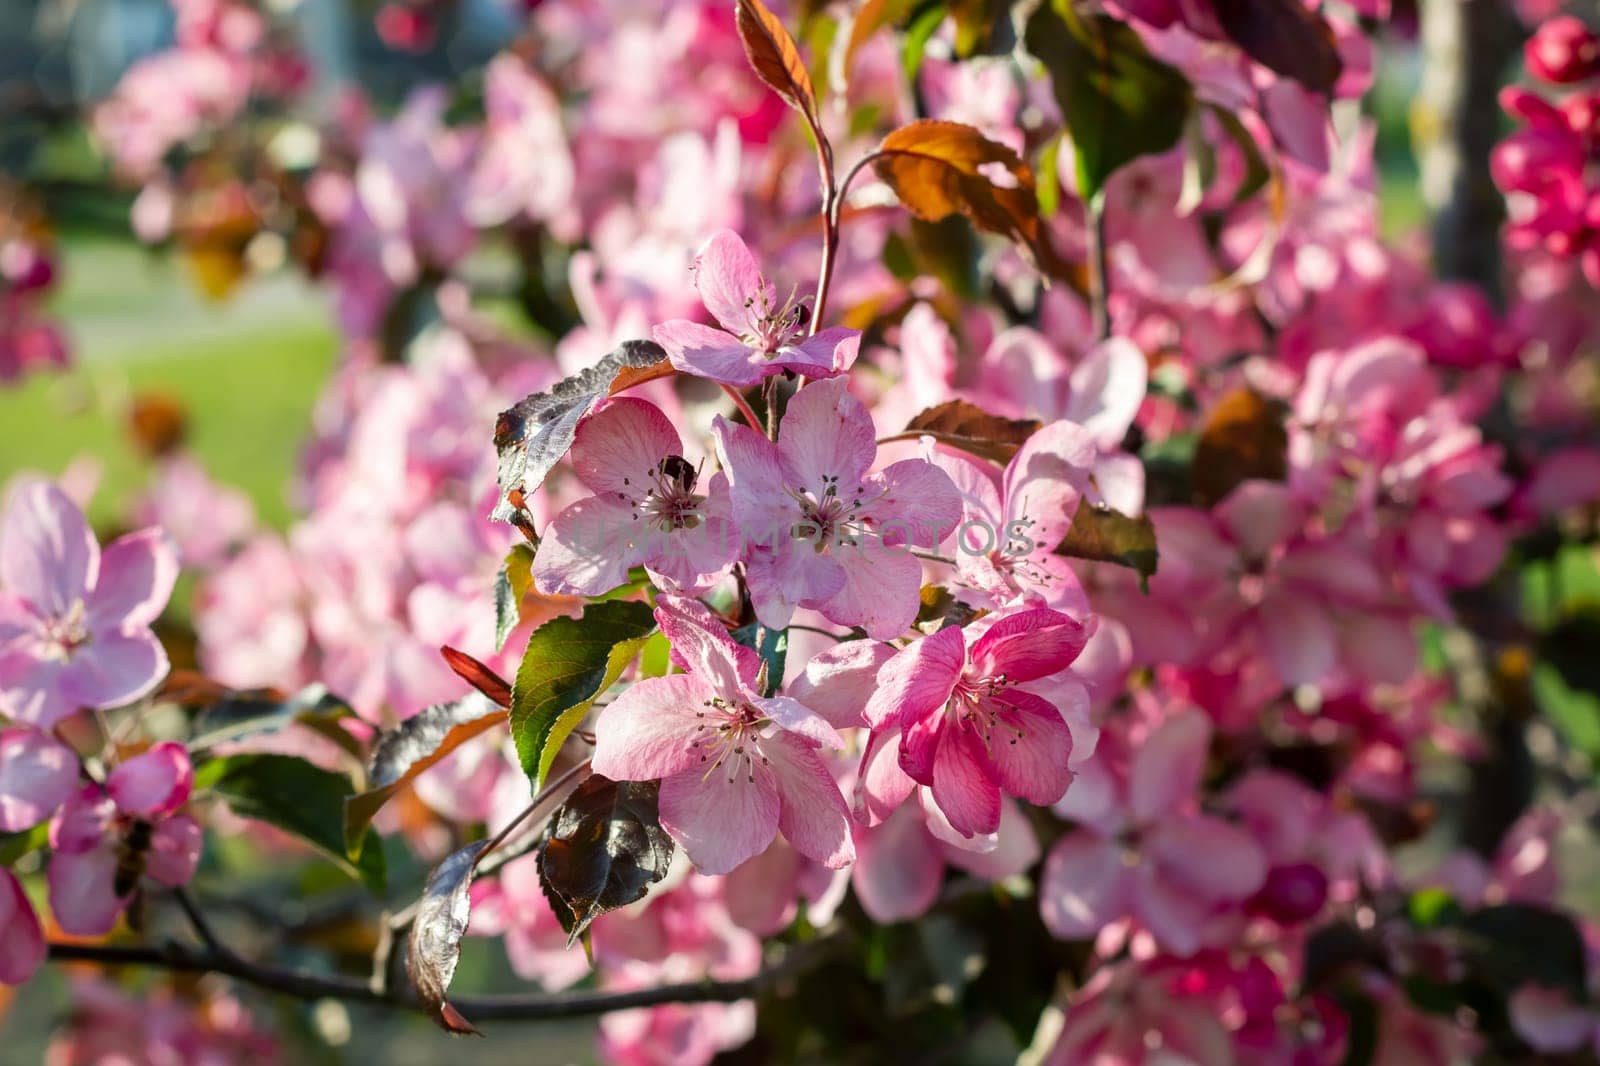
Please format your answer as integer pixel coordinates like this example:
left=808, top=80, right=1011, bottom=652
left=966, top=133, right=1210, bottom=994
left=0, top=236, right=337, bottom=529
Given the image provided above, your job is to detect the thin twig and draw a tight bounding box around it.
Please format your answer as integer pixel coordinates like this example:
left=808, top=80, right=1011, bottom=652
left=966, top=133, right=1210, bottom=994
left=172, top=887, right=223, bottom=955
left=720, top=383, right=763, bottom=430
left=44, top=933, right=845, bottom=1022
left=1085, top=192, right=1110, bottom=342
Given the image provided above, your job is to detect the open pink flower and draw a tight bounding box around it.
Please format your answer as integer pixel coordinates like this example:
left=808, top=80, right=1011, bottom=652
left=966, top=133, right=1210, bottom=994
left=652, top=230, right=860, bottom=387
left=533, top=397, right=737, bottom=597
left=862, top=607, right=1090, bottom=837
left=931, top=420, right=1098, bottom=614
left=48, top=742, right=201, bottom=936
left=0, top=481, right=178, bottom=728
left=713, top=378, right=961, bottom=638
left=591, top=596, right=853, bottom=875
left=1039, top=712, right=1268, bottom=956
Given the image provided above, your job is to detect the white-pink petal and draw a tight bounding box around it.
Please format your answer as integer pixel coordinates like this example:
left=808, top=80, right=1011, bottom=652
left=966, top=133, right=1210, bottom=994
left=0, top=727, right=78, bottom=832
left=658, top=766, right=780, bottom=875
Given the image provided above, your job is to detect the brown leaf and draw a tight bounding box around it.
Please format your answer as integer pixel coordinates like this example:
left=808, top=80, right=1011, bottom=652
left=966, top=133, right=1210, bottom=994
left=736, top=0, right=820, bottom=127
left=407, top=839, right=489, bottom=1035
left=1192, top=387, right=1288, bottom=507
left=440, top=646, right=513, bottom=707
left=873, top=120, right=1062, bottom=273
left=1211, top=0, right=1341, bottom=97
left=894, top=399, right=1041, bottom=463
left=128, top=392, right=188, bottom=457
left=491, top=339, right=671, bottom=525
left=1057, top=504, right=1159, bottom=590
left=540, top=776, right=675, bottom=945
left=343, top=695, right=509, bottom=853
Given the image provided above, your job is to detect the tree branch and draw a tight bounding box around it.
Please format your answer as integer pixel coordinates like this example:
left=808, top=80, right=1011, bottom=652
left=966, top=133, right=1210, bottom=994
left=45, top=933, right=843, bottom=1022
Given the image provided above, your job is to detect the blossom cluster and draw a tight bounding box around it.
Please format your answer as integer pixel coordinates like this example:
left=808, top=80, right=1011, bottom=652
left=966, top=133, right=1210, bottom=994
left=2, top=1, right=1600, bottom=1064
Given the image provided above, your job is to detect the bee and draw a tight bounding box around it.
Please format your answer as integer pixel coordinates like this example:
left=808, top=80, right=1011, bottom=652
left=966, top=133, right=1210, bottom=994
left=114, top=818, right=155, bottom=900
left=657, top=454, right=698, bottom=494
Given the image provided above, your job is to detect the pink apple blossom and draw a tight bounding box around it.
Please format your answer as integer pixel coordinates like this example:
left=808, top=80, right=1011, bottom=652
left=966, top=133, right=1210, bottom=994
left=862, top=606, right=1090, bottom=837
left=713, top=377, right=961, bottom=638
left=533, top=397, right=738, bottom=596
left=652, top=230, right=860, bottom=387
left=0, top=481, right=178, bottom=728
left=591, top=595, right=853, bottom=875
left=0, top=868, right=44, bottom=986
left=47, top=743, right=202, bottom=936
left=1039, top=711, right=1268, bottom=955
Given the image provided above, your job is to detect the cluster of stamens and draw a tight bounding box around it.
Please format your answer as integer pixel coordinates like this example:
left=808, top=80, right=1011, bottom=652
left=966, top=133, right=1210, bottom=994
left=786, top=474, right=891, bottom=553
left=40, top=599, right=90, bottom=662
left=621, top=455, right=705, bottom=533
left=688, top=696, right=771, bottom=784
left=740, top=286, right=810, bottom=357
left=948, top=672, right=1026, bottom=747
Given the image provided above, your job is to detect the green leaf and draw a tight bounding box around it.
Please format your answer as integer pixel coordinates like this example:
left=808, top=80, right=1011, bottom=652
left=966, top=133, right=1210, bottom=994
left=184, top=683, right=359, bottom=762
left=195, top=754, right=386, bottom=895
left=1406, top=887, right=1462, bottom=929
left=1036, top=132, right=1064, bottom=218
left=1022, top=0, right=1192, bottom=201
left=1458, top=903, right=1588, bottom=998
left=493, top=543, right=536, bottom=653
left=902, top=2, right=948, bottom=82
left=0, top=823, right=50, bottom=866
left=732, top=623, right=789, bottom=696
left=1056, top=504, right=1159, bottom=591
left=511, top=601, right=657, bottom=790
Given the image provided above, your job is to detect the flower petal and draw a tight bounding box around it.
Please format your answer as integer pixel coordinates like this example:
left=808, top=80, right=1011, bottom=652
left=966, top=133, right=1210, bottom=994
left=787, top=639, right=896, bottom=730
left=1146, top=815, right=1268, bottom=902
left=653, top=321, right=764, bottom=386
left=1039, top=830, right=1130, bottom=940
left=0, top=481, right=98, bottom=619
left=864, top=624, right=964, bottom=730
left=658, top=766, right=780, bottom=875
left=0, top=869, right=45, bottom=985
left=1065, top=337, right=1147, bottom=449
left=146, top=814, right=203, bottom=886
left=980, top=689, right=1075, bottom=806
left=591, top=674, right=715, bottom=782
left=106, top=741, right=193, bottom=818
left=929, top=726, right=1002, bottom=838
left=86, top=528, right=178, bottom=632
left=968, top=607, right=1088, bottom=683
left=855, top=725, right=916, bottom=825
left=821, top=544, right=925, bottom=641
left=852, top=802, right=942, bottom=923
left=61, top=630, right=168, bottom=710
left=865, top=458, right=962, bottom=550
left=48, top=845, right=125, bottom=937
left=531, top=495, right=644, bottom=597
left=1128, top=711, right=1211, bottom=823
left=691, top=230, right=771, bottom=333
left=0, top=727, right=78, bottom=832
left=655, top=594, right=760, bottom=696
left=779, top=327, right=860, bottom=378
left=766, top=734, right=854, bottom=869
left=571, top=397, right=682, bottom=497
left=776, top=378, right=877, bottom=494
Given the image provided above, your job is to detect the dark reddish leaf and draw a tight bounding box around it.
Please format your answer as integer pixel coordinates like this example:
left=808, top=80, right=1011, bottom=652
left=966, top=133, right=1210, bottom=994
left=1192, top=387, right=1289, bottom=507
left=343, top=695, right=508, bottom=854
left=1056, top=504, right=1159, bottom=590
left=407, top=839, right=490, bottom=1035
left=1212, top=0, right=1341, bottom=97
left=892, top=399, right=1041, bottom=463
left=540, top=776, right=674, bottom=944
left=441, top=646, right=513, bottom=707
left=491, top=339, right=670, bottom=525
left=873, top=120, right=1063, bottom=273
left=735, top=0, right=820, bottom=128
